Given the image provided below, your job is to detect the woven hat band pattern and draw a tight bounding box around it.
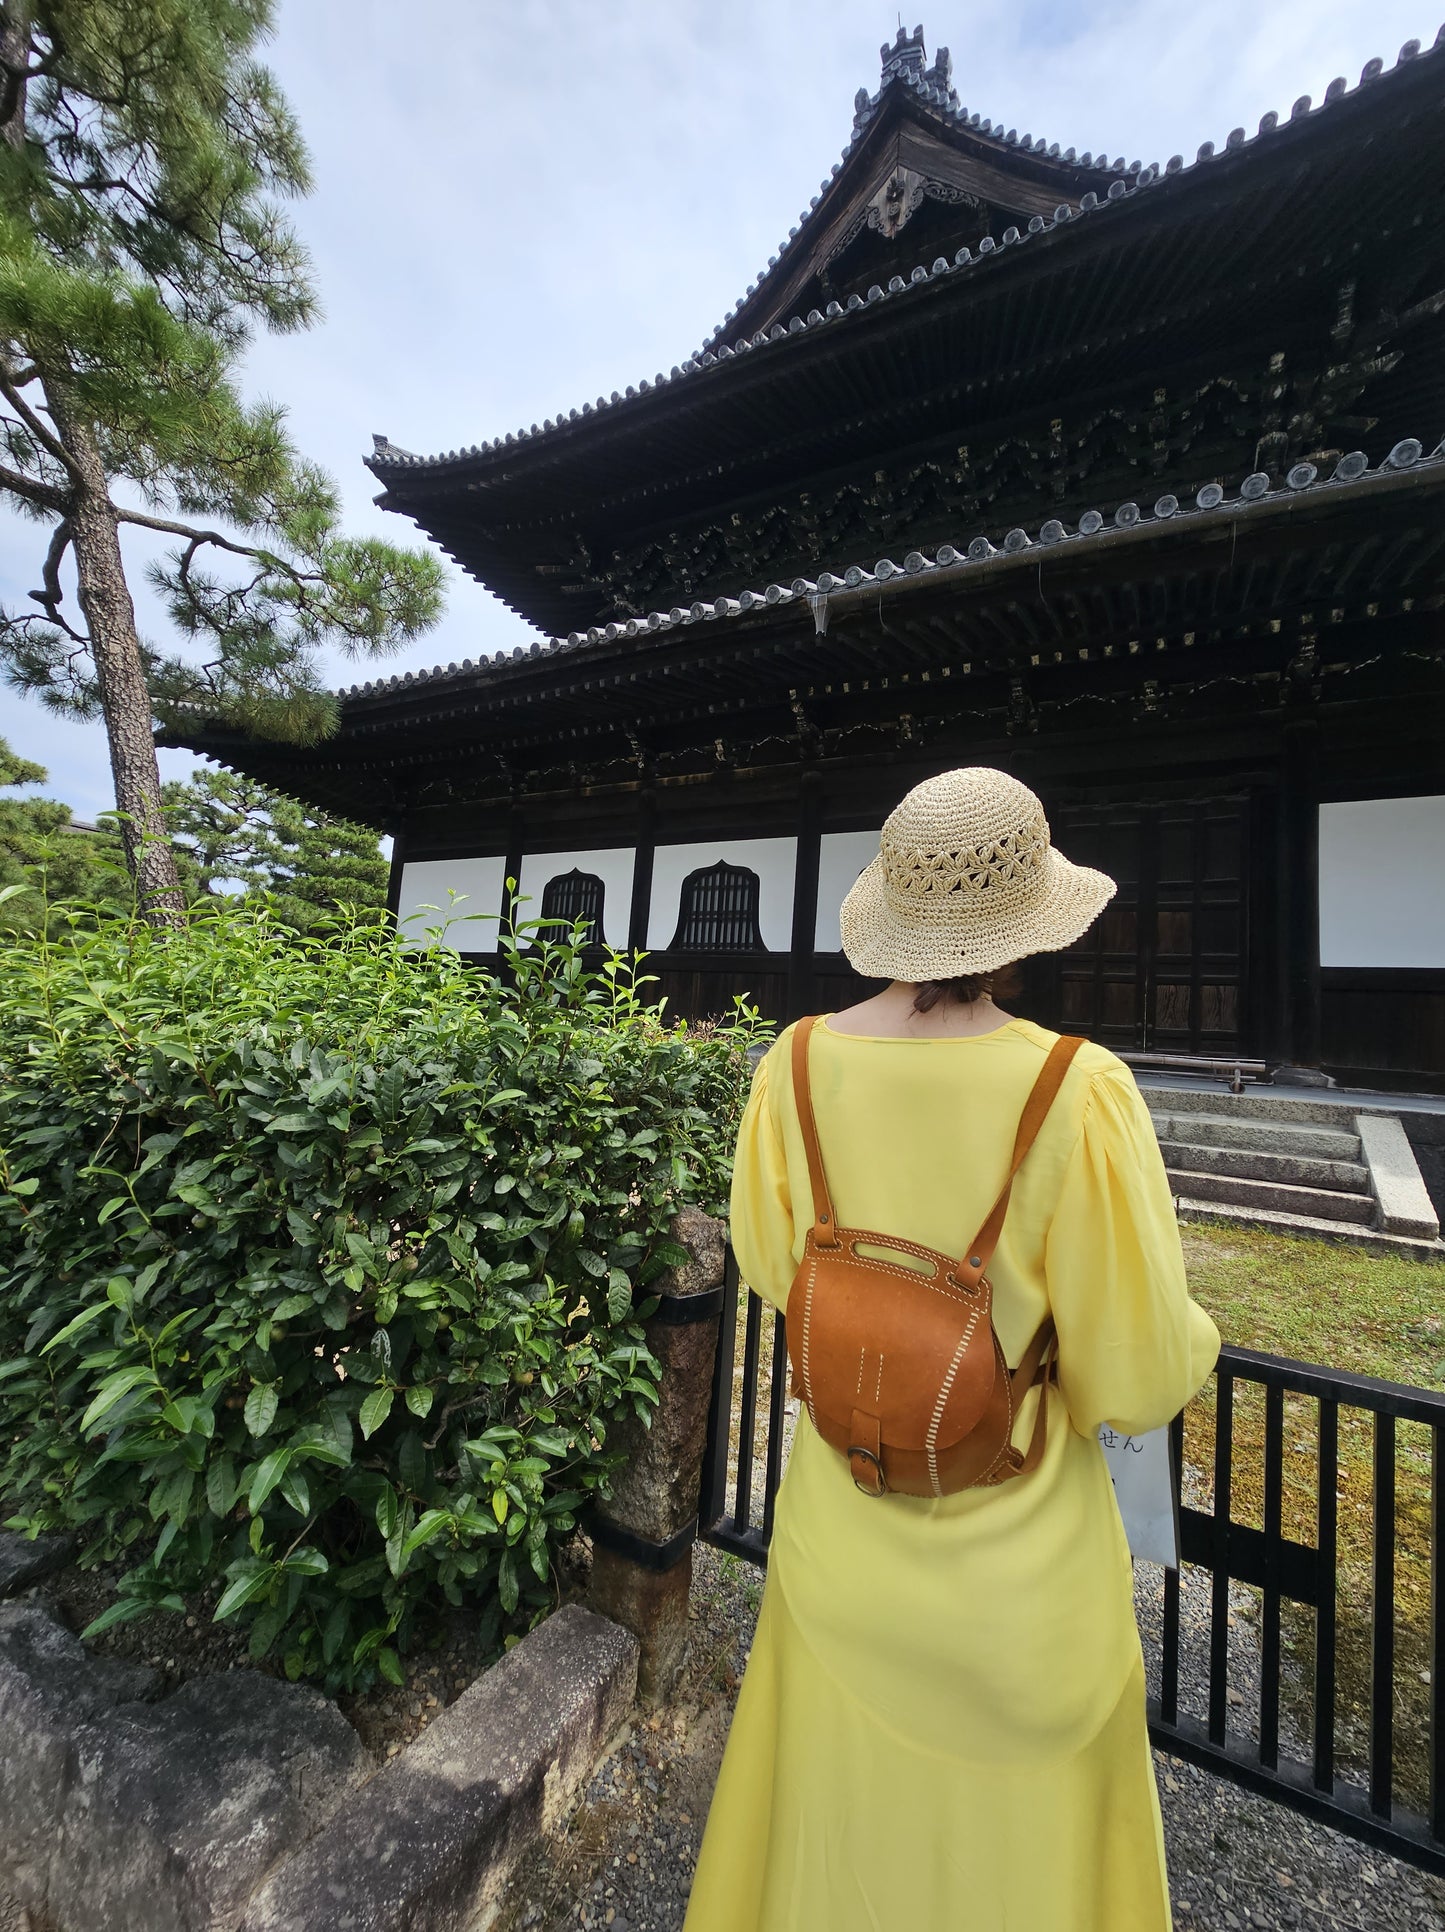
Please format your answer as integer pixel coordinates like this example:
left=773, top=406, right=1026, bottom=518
left=880, top=815, right=1051, bottom=917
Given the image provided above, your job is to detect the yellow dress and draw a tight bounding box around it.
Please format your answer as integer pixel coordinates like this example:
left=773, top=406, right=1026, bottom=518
left=684, top=1016, right=1221, bottom=1932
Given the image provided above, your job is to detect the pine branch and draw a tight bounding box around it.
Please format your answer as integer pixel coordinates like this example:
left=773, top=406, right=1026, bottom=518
left=0, top=455, right=68, bottom=512
left=27, top=517, right=83, bottom=640
left=0, top=358, right=78, bottom=477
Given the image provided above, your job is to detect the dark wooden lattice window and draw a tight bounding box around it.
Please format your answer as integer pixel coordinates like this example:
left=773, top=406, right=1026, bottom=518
left=668, top=861, right=765, bottom=952
left=539, top=868, right=605, bottom=947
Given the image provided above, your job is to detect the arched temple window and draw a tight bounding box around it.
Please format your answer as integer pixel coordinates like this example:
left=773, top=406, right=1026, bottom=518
left=668, top=861, right=765, bottom=952
left=539, top=868, right=606, bottom=947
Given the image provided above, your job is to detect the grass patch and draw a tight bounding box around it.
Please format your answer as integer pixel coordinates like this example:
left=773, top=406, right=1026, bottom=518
left=1181, top=1222, right=1444, bottom=1818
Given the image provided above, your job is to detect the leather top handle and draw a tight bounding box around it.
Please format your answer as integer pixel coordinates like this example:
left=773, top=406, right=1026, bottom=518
left=790, top=1015, right=1085, bottom=1278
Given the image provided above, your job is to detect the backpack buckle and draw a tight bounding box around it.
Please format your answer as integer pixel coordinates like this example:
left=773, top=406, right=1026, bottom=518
left=848, top=1444, right=888, bottom=1495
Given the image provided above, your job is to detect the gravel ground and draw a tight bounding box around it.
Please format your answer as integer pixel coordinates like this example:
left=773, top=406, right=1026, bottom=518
left=494, top=1438, right=1445, bottom=1932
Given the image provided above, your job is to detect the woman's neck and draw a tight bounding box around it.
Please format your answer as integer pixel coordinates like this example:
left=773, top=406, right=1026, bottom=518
left=824, top=981, right=1015, bottom=1039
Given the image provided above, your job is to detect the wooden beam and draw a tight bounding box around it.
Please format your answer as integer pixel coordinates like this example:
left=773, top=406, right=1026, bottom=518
left=787, top=770, right=823, bottom=1019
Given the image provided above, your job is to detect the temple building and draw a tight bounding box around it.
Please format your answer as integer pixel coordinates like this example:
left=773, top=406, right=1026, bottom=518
left=173, top=27, right=1445, bottom=1089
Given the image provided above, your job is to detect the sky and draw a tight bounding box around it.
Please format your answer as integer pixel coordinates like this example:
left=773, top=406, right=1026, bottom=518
left=0, top=0, right=1437, bottom=821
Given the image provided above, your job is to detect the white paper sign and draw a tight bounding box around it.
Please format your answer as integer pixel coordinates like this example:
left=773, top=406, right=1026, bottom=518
left=1097, top=1425, right=1179, bottom=1569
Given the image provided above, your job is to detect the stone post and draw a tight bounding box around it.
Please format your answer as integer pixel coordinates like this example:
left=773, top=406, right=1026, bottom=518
left=586, top=1204, right=727, bottom=1703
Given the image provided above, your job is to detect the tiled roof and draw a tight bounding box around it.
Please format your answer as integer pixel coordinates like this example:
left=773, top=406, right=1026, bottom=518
left=366, top=27, right=1445, bottom=485
left=339, top=437, right=1444, bottom=703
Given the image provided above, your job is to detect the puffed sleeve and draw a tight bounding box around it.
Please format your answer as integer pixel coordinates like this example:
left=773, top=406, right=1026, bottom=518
left=1046, top=1060, right=1221, bottom=1437
left=728, top=1044, right=797, bottom=1315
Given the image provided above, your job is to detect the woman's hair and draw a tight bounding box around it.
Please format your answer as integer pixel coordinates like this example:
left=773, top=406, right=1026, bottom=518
left=910, top=962, right=1022, bottom=1015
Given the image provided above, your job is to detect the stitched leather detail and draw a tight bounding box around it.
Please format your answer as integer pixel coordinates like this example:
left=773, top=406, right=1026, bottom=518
left=924, top=1306, right=982, bottom=1493
left=855, top=1346, right=865, bottom=1397
left=801, top=1255, right=819, bottom=1432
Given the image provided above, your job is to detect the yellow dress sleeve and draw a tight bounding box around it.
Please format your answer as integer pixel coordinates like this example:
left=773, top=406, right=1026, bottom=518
left=1045, top=1060, right=1221, bottom=1437
left=728, top=1044, right=797, bottom=1315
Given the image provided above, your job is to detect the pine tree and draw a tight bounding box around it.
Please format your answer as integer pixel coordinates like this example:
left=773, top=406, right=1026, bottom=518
left=0, top=732, right=129, bottom=928
left=0, top=4, right=444, bottom=922
left=161, top=764, right=387, bottom=931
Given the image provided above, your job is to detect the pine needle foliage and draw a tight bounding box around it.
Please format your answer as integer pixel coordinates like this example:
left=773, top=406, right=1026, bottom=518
left=0, top=3, right=445, bottom=917
left=0, top=896, right=769, bottom=1691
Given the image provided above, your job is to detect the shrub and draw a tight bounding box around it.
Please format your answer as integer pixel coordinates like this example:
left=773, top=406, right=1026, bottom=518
left=0, top=894, right=766, bottom=1690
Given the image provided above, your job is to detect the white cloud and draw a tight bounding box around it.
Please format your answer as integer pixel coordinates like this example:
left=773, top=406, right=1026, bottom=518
left=1, top=0, right=1433, bottom=814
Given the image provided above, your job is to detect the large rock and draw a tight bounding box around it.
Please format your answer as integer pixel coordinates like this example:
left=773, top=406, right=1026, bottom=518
left=597, top=1207, right=725, bottom=1545
left=0, top=1602, right=367, bottom=1932
left=238, top=1604, right=638, bottom=1932
left=0, top=1530, right=77, bottom=1598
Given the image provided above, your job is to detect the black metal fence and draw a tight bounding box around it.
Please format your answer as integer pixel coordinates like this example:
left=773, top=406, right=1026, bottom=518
left=696, top=1251, right=1445, bottom=1878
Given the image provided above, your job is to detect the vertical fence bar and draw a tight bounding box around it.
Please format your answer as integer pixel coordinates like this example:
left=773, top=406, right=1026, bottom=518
left=1432, top=1423, right=1444, bottom=1844
left=1371, top=1410, right=1396, bottom=1818
left=697, top=1245, right=740, bottom=1533
left=734, top=1284, right=764, bottom=1533
left=761, top=1310, right=789, bottom=1542
left=1209, top=1370, right=1235, bottom=1746
left=1161, top=1409, right=1183, bottom=1727
left=1260, top=1382, right=1285, bottom=1770
left=1314, top=1395, right=1339, bottom=1795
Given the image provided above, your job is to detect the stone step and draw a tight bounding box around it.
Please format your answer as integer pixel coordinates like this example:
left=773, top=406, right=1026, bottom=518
left=1164, top=1167, right=1378, bottom=1225
left=1147, top=1109, right=1362, bottom=1164
left=1176, top=1199, right=1445, bottom=1260
left=1154, top=1138, right=1370, bottom=1195
left=1141, top=1084, right=1388, bottom=1130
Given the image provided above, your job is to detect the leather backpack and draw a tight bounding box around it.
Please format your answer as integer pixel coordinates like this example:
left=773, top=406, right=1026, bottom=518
left=784, top=1016, right=1084, bottom=1498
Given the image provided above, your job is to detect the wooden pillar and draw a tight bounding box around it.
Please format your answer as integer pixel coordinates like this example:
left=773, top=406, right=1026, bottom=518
left=1282, top=723, right=1322, bottom=1069
left=628, top=783, right=657, bottom=953
left=498, top=801, right=525, bottom=955
left=787, top=770, right=822, bottom=1019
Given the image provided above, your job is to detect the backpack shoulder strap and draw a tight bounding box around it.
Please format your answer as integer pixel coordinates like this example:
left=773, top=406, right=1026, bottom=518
left=955, top=1032, right=1086, bottom=1288
left=789, top=1016, right=840, bottom=1248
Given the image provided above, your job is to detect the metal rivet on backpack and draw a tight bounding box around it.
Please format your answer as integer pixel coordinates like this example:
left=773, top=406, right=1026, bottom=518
left=970, top=1255, right=982, bottom=1267
left=820, top=1213, right=830, bottom=1223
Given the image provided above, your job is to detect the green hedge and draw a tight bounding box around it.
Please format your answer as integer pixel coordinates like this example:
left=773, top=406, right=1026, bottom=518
left=0, top=896, right=765, bottom=1689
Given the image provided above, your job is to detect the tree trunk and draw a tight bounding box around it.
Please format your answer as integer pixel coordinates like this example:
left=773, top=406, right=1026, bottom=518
left=45, top=388, right=185, bottom=923
left=0, top=3, right=30, bottom=152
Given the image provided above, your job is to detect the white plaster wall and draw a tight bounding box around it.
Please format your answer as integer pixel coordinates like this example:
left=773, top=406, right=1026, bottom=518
left=647, top=837, right=796, bottom=952
left=396, top=856, right=506, bottom=950
left=514, top=847, right=636, bottom=947
left=1318, top=796, right=1445, bottom=968
left=814, top=829, right=882, bottom=952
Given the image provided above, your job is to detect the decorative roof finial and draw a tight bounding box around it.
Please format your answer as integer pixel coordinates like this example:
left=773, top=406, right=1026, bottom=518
left=880, top=23, right=927, bottom=87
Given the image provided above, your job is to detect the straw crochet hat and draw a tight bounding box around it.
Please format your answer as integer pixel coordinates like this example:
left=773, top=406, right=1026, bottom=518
left=840, top=768, right=1116, bottom=981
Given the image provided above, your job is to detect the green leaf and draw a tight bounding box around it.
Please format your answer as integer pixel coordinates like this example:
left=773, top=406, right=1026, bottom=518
left=279, top=1467, right=310, bottom=1516
left=40, top=1301, right=111, bottom=1355
left=359, top=1387, right=394, bottom=1440
left=271, top=1295, right=314, bottom=1322
left=404, top=1384, right=434, bottom=1419
left=215, top=1568, right=275, bottom=1621
left=248, top=1447, right=293, bottom=1511
left=491, top=1488, right=508, bottom=1525
left=497, top=1545, right=519, bottom=1614
left=606, top=1269, right=633, bottom=1323
left=81, top=1365, right=158, bottom=1433
left=244, top=1384, right=279, bottom=1436
left=576, top=1249, right=608, bottom=1279
left=281, top=1546, right=328, bottom=1577
left=206, top=1455, right=238, bottom=1516
left=377, top=1646, right=404, bottom=1687
left=401, top=1509, right=452, bottom=1559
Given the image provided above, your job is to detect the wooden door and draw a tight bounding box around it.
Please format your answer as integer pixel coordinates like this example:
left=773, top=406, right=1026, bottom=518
left=1025, top=802, right=1247, bottom=1055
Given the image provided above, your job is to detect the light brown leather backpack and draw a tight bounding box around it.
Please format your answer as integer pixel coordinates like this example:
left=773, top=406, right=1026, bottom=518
left=784, top=1015, right=1084, bottom=1497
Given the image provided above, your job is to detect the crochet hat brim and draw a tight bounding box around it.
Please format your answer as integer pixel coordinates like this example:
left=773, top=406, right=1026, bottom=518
left=839, top=844, right=1117, bottom=982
